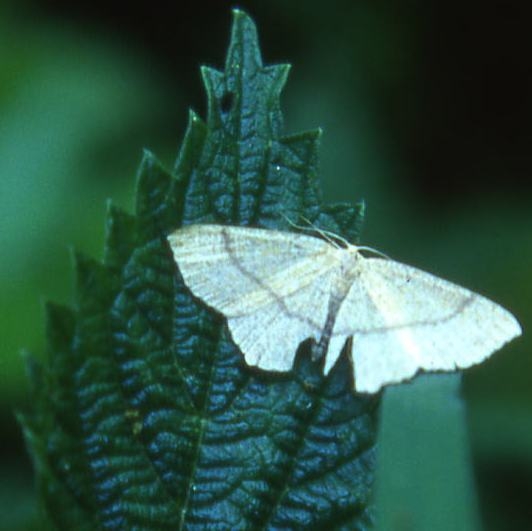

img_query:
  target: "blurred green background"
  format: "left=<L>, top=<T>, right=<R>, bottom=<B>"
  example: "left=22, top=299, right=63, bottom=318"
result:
left=1, top=1, right=530, bottom=529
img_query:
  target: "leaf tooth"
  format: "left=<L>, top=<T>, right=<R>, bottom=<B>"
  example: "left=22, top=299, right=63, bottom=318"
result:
left=72, top=251, right=113, bottom=324
left=104, top=202, right=136, bottom=271
left=135, top=151, right=178, bottom=238
left=174, top=110, right=207, bottom=178
left=45, top=301, right=76, bottom=355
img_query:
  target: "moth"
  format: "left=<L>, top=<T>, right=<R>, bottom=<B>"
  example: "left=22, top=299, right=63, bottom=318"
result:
left=167, top=224, right=521, bottom=393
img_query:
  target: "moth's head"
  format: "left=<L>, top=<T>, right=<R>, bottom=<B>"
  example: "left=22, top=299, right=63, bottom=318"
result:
left=345, top=242, right=362, bottom=257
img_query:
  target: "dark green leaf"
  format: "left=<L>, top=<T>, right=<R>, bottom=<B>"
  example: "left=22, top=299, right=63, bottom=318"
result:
left=21, top=10, right=377, bottom=529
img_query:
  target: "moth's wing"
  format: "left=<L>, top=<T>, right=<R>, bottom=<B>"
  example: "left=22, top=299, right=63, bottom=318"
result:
left=331, top=257, right=521, bottom=393
left=226, top=282, right=333, bottom=371
left=168, top=225, right=339, bottom=371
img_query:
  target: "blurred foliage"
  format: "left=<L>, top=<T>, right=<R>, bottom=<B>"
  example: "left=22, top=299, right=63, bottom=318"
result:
left=1, top=1, right=531, bottom=530
left=377, top=375, right=481, bottom=531
left=0, top=13, right=180, bottom=398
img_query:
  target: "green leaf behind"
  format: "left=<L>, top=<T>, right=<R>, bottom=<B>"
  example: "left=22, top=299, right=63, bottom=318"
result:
left=21, top=10, right=377, bottom=530
left=376, top=375, right=481, bottom=531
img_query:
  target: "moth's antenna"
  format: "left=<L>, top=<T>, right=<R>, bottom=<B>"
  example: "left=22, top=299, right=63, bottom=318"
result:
left=281, top=214, right=387, bottom=256
left=357, top=245, right=390, bottom=259
left=282, top=213, right=308, bottom=232
left=282, top=214, right=343, bottom=249
left=298, top=215, right=352, bottom=249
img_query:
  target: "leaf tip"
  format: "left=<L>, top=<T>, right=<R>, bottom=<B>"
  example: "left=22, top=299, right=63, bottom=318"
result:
left=227, top=8, right=262, bottom=71
left=231, top=8, right=255, bottom=28
left=139, top=148, right=158, bottom=170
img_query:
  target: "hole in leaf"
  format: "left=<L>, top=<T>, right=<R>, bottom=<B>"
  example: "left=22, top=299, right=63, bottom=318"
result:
left=220, top=91, right=234, bottom=113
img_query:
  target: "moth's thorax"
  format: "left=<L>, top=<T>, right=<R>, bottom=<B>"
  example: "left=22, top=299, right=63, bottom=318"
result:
left=335, top=244, right=363, bottom=287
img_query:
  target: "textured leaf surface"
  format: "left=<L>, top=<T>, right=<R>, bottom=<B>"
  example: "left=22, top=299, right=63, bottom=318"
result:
left=21, top=10, right=377, bottom=530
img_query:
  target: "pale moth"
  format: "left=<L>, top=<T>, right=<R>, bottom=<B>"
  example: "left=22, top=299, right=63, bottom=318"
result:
left=167, top=224, right=521, bottom=393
